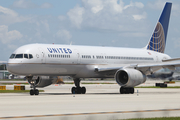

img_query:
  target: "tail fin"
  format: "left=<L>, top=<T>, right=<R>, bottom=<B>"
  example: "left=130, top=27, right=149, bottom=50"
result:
left=146, top=2, right=172, bottom=53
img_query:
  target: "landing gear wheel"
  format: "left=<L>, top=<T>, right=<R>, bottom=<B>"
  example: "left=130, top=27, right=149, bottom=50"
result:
left=120, top=87, right=134, bottom=94
left=30, top=89, right=34, bottom=95
left=34, top=89, right=39, bottom=95
left=71, top=87, right=76, bottom=94
left=130, top=88, right=134, bottom=94
left=77, top=87, right=82, bottom=94
left=120, top=87, right=125, bottom=94
left=81, top=87, right=86, bottom=94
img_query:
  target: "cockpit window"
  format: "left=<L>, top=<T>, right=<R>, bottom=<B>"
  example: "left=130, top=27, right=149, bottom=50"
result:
left=10, top=53, right=33, bottom=59
left=10, top=54, right=15, bottom=59
left=29, top=54, right=33, bottom=59
left=15, top=54, right=23, bottom=58
left=24, top=54, right=28, bottom=59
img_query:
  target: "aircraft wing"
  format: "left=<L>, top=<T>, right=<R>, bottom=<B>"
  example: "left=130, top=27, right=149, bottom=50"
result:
left=95, top=61, right=180, bottom=75
left=136, top=61, right=180, bottom=74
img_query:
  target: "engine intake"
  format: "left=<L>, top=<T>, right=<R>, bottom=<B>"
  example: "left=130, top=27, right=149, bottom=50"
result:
left=115, top=68, right=146, bottom=87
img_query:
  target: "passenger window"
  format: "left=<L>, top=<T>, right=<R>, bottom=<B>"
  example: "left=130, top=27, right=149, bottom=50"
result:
left=15, top=54, right=23, bottom=58
left=10, top=54, right=15, bottom=59
left=29, top=54, right=33, bottom=59
left=24, top=54, right=28, bottom=59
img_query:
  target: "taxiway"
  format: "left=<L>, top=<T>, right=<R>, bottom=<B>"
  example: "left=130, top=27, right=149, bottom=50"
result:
left=0, top=80, right=180, bottom=120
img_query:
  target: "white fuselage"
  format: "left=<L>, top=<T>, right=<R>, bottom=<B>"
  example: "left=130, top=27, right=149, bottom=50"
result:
left=7, top=44, right=171, bottom=78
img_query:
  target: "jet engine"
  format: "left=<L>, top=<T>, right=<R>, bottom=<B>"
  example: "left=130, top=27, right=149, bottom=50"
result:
left=27, top=76, right=59, bottom=87
left=115, top=68, right=146, bottom=87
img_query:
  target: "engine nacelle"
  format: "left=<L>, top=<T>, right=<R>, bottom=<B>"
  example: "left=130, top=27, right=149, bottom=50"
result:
left=27, top=76, right=58, bottom=88
left=115, top=68, right=146, bottom=87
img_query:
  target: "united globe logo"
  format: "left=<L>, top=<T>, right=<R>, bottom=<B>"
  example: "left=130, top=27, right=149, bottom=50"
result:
left=147, top=22, right=165, bottom=53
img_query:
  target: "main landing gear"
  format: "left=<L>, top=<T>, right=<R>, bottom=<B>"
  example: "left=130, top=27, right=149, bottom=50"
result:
left=120, top=87, right=134, bottom=94
left=71, top=78, right=86, bottom=94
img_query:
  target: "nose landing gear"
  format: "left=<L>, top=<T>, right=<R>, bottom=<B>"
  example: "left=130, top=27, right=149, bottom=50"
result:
left=27, top=76, right=40, bottom=96
left=30, top=89, right=39, bottom=95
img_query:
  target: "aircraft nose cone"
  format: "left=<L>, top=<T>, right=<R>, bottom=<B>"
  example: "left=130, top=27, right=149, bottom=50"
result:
left=7, top=59, right=21, bottom=75
left=7, top=63, right=16, bottom=74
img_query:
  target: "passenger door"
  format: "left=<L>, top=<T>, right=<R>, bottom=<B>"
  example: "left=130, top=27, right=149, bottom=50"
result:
left=38, top=48, right=45, bottom=63
left=73, top=49, right=81, bottom=64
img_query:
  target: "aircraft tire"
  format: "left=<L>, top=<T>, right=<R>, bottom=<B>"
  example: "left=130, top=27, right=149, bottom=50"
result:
left=30, top=89, right=34, bottom=95
left=77, top=87, right=82, bottom=94
left=71, top=87, right=76, bottom=94
left=120, top=87, right=134, bottom=94
left=81, top=87, right=86, bottom=94
left=130, top=88, right=134, bottom=94
left=34, top=89, right=39, bottom=95
left=120, top=87, right=125, bottom=94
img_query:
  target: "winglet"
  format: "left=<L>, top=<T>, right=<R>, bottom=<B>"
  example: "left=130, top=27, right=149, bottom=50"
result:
left=146, top=2, right=172, bottom=53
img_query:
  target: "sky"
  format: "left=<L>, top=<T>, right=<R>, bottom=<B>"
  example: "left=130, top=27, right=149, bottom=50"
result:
left=0, top=0, right=180, bottom=61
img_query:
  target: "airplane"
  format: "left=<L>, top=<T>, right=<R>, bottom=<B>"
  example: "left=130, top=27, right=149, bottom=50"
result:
left=7, top=2, right=180, bottom=95
left=147, top=69, right=174, bottom=80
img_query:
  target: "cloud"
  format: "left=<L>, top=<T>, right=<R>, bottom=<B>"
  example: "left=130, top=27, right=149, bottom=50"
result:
left=0, top=5, right=30, bottom=25
left=7, top=44, right=18, bottom=50
left=58, top=15, right=66, bottom=21
left=133, top=12, right=147, bottom=20
left=0, top=6, right=18, bottom=16
left=67, top=5, right=85, bottom=29
left=12, top=0, right=53, bottom=9
left=28, top=19, right=51, bottom=42
left=147, top=0, right=178, bottom=11
left=82, top=0, right=104, bottom=13
left=147, top=1, right=180, bottom=19
left=41, top=20, right=50, bottom=33
left=11, top=0, right=37, bottom=9
left=41, top=3, right=53, bottom=9
left=0, top=25, right=23, bottom=44
left=55, top=30, right=72, bottom=42
left=120, top=32, right=148, bottom=37
left=67, top=0, right=147, bottom=34
left=124, top=1, right=144, bottom=9
left=147, top=0, right=167, bottom=10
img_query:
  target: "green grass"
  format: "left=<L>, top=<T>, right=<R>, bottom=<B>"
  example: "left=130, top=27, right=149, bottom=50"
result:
left=0, top=90, right=44, bottom=93
left=124, top=117, right=180, bottom=120
left=135, top=86, right=180, bottom=88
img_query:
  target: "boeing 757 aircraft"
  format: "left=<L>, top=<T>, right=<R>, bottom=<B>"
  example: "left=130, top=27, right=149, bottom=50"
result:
left=7, top=2, right=180, bottom=95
